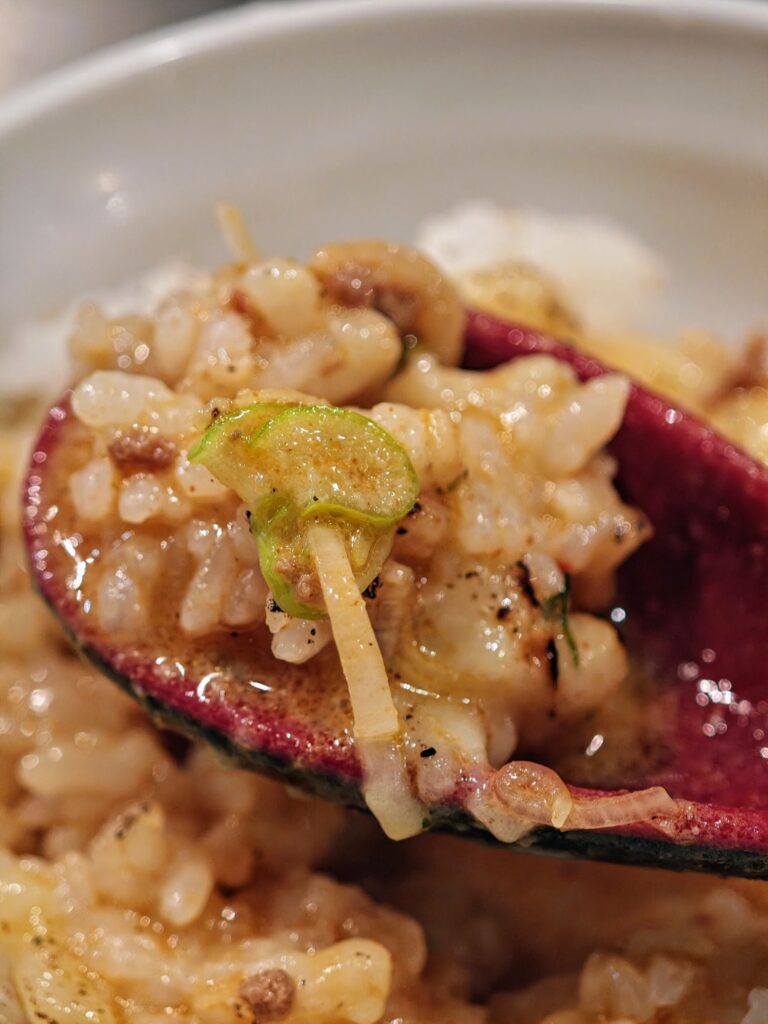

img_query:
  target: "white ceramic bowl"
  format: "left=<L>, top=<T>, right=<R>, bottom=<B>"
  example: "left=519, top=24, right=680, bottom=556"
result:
left=0, top=0, right=766, bottom=347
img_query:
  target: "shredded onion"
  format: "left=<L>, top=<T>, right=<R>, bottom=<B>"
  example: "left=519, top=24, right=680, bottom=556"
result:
left=309, top=523, right=399, bottom=740
left=359, top=737, right=425, bottom=840
left=216, top=202, right=261, bottom=264
left=309, top=523, right=425, bottom=838
left=466, top=761, right=574, bottom=843
left=465, top=779, right=532, bottom=844
left=563, top=786, right=676, bottom=831
left=492, top=761, right=574, bottom=828
left=468, top=767, right=676, bottom=842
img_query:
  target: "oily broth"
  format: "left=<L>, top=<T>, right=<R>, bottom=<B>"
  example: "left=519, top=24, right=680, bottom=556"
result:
left=535, top=656, right=673, bottom=791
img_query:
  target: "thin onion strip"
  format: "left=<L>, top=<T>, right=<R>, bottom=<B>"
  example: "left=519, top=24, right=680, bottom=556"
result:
left=216, top=202, right=261, bottom=264
left=492, top=761, right=574, bottom=829
left=563, top=786, right=676, bottom=831
left=308, top=522, right=399, bottom=741
left=359, top=737, right=426, bottom=840
left=309, top=522, right=425, bottom=838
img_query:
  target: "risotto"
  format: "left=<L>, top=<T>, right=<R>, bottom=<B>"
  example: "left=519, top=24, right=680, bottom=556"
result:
left=2, top=205, right=768, bottom=1021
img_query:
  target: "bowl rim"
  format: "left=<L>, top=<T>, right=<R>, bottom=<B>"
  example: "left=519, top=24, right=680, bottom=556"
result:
left=1, top=0, right=767, bottom=137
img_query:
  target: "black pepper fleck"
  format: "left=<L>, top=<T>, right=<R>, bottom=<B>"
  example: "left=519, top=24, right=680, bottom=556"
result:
left=546, top=638, right=560, bottom=687
left=516, top=560, right=539, bottom=607
left=362, top=576, right=382, bottom=599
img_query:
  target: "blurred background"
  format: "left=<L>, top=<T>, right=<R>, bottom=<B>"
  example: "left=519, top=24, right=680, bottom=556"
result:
left=0, top=0, right=256, bottom=95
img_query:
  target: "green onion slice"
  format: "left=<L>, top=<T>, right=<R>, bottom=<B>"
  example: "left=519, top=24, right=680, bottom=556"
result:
left=191, top=402, right=419, bottom=618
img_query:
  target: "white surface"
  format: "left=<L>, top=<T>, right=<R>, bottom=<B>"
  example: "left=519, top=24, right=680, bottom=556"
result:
left=0, top=0, right=246, bottom=96
left=0, top=0, right=767, bottom=350
left=415, top=202, right=666, bottom=332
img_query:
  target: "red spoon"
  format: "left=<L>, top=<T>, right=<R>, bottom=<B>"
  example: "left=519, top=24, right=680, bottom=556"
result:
left=466, top=312, right=768, bottom=871
left=23, top=313, right=768, bottom=877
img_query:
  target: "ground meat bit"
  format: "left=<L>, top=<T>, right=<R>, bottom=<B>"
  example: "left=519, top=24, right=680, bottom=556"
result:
left=239, top=968, right=295, bottom=1022
left=325, top=264, right=377, bottom=308
left=324, top=265, right=422, bottom=335
left=374, top=284, right=421, bottom=335
left=108, top=430, right=177, bottom=470
left=229, top=287, right=271, bottom=337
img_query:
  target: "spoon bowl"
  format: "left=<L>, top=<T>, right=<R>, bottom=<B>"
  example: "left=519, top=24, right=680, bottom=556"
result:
left=23, top=315, right=768, bottom=876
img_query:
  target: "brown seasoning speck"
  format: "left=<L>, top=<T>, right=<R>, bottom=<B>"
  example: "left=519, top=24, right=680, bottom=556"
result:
left=108, top=430, right=177, bottom=471
left=239, top=968, right=296, bottom=1022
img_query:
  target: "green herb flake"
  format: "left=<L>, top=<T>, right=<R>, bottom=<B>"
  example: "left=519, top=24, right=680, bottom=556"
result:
left=543, top=573, right=579, bottom=668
